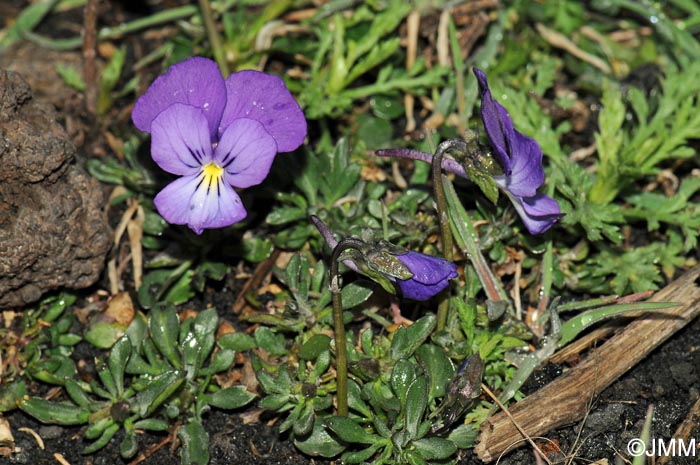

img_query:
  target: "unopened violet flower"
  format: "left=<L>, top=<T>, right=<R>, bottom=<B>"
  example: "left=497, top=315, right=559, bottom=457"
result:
left=132, top=57, right=306, bottom=234
left=391, top=250, right=459, bottom=301
left=375, top=71, right=562, bottom=235
left=473, top=68, right=562, bottom=234
left=310, top=216, right=458, bottom=301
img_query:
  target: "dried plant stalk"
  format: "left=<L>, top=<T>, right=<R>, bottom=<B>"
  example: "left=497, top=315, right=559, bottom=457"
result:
left=476, top=267, right=700, bottom=462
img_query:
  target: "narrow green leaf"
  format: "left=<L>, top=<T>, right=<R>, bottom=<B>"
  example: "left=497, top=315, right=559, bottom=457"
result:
left=299, top=334, right=332, bottom=361
left=19, top=398, right=89, bottom=425
left=178, top=420, right=210, bottom=465
left=294, top=419, right=346, bottom=458
left=208, top=386, right=255, bottom=410
left=82, top=423, right=119, bottom=454
left=132, top=370, right=184, bottom=416
left=108, top=336, right=132, bottom=398
left=412, top=437, right=457, bottom=460
left=149, top=303, right=182, bottom=369
left=415, top=344, right=455, bottom=400
left=326, top=416, right=379, bottom=444
left=404, top=376, right=428, bottom=439
left=559, top=301, right=679, bottom=347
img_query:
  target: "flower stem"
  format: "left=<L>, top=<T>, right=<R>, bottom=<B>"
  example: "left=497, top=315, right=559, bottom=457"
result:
left=198, top=0, right=230, bottom=76
left=432, top=140, right=461, bottom=331
left=330, top=238, right=365, bottom=416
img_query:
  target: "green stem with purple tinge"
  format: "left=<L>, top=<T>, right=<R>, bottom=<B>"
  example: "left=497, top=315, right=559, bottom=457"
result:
left=330, top=238, right=366, bottom=416
left=432, top=140, right=462, bottom=331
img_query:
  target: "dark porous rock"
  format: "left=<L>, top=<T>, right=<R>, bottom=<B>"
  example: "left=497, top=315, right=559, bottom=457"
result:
left=0, top=70, right=110, bottom=307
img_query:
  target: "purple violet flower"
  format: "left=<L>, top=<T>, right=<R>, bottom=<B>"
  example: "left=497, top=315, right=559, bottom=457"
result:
left=132, top=57, right=307, bottom=234
left=393, top=251, right=458, bottom=301
left=473, top=68, right=562, bottom=234
left=375, top=70, right=563, bottom=235
left=310, top=216, right=458, bottom=301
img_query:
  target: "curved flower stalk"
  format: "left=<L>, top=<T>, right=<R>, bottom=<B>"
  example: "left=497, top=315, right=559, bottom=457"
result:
left=132, top=57, right=307, bottom=234
left=376, top=69, right=562, bottom=234
left=310, top=216, right=458, bottom=301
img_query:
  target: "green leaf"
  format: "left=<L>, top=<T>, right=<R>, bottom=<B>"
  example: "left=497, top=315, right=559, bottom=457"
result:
left=0, top=380, right=26, bottom=413
left=83, top=423, right=119, bottom=454
left=178, top=420, right=210, bottom=465
left=108, top=336, right=132, bottom=398
left=390, top=314, right=436, bottom=361
left=240, top=237, right=274, bottom=263
left=266, top=206, right=308, bottom=226
left=218, top=332, right=257, bottom=352
left=132, top=418, right=169, bottom=431
left=559, top=301, right=679, bottom=348
left=293, top=403, right=316, bottom=436
left=326, top=416, right=379, bottom=444
left=294, top=418, right=346, bottom=458
left=0, top=0, right=59, bottom=50
left=412, top=437, right=457, bottom=460
left=341, top=281, right=375, bottom=308
left=208, top=386, right=256, bottom=410
left=299, top=334, right=332, bottom=360
left=254, top=327, right=287, bottom=355
left=404, top=376, right=428, bottom=439
left=390, top=359, right=417, bottom=407
left=132, top=370, right=184, bottom=416
left=149, top=303, right=182, bottom=369
left=120, top=431, right=139, bottom=459
left=18, top=398, right=89, bottom=425
left=64, top=379, right=91, bottom=409
left=415, top=344, right=455, bottom=400
left=447, top=423, right=478, bottom=449
left=206, top=348, right=236, bottom=374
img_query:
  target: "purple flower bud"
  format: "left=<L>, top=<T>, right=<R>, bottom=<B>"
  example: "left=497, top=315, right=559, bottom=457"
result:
left=393, top=251, right=458, bottom=301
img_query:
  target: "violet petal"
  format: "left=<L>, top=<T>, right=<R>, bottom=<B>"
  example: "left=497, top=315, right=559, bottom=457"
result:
left=132, top=57, right=226, bottom=137
left=505, top=192, right=563, bottom=235
left=150, top=104, right=212, bottom=175
left=154, top=172, right=247, bottom=235
left=500, top=131, right=545, bottom=198
left=215, top=118, right=278, bottom=188
left=473, top=68, right=515, bottom=174
left=220, top=70, right=307, bottom=152
left=395, top=251, right=458, bottom=301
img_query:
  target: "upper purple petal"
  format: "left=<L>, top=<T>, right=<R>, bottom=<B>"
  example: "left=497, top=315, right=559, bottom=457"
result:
left=215, top=118, right=278, bottom=188
left=474, top=68, right=515, bottom=174
left=154, top=172, right=247, bottom=235
left=395, top=251, right=458, bottom=301
left=219, top=70, right=306, bottom=152
left=506, top=192, right=563, bottom=235
left=150, top=104, right=212, bottom=175
left=501, top=131, right=545, bottom=197
left=132, top=57, right=226, bottom=137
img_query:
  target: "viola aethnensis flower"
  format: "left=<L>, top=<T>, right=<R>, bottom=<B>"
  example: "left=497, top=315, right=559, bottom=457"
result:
left=132, top=57, right=306, bottom=234
left=473, top=68, right=562, bottom=234
left=311, top=216, right=458, bottom=301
